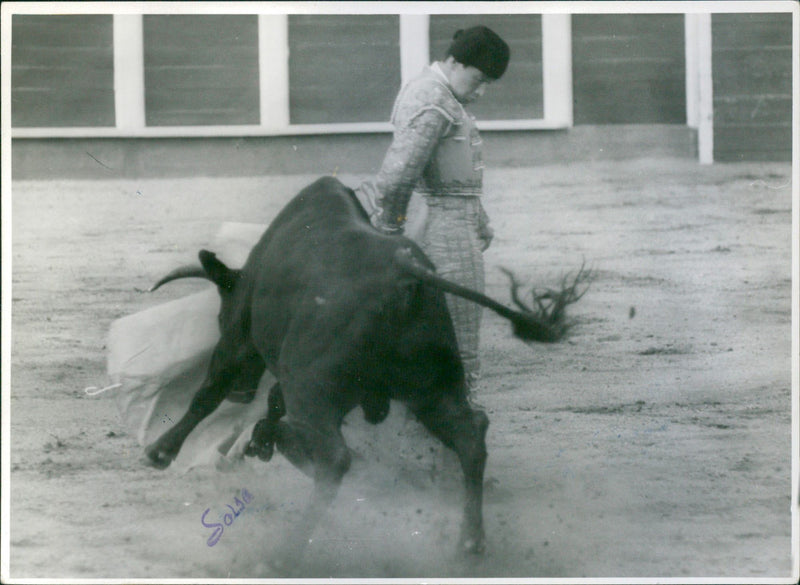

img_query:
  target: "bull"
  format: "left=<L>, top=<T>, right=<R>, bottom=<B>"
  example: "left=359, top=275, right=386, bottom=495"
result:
left=144, top=176, right=586, bottom=569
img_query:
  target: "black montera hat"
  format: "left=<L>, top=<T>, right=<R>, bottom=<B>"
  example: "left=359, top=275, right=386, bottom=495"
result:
left=447, top=26, right=510, bottom=79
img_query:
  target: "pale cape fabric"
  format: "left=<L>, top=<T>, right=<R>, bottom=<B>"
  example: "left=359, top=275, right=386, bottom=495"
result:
left=107, top=222, right=273, bottom=473
left=105, top=196, right=450, bottom=475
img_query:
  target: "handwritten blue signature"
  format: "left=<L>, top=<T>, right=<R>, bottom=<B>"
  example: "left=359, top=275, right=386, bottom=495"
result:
left=201, top=488, right=254, bottom=547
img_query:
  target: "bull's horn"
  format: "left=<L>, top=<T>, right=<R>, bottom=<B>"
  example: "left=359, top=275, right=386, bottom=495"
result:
left=149, top=265, right=210, bottom=292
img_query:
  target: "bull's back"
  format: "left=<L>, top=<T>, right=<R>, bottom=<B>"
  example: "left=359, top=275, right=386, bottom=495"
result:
left=243, top=177, right=433, bottom=372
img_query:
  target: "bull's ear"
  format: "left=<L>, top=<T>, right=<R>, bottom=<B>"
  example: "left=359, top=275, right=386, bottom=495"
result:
left=198, top=249, right=238, bottom=291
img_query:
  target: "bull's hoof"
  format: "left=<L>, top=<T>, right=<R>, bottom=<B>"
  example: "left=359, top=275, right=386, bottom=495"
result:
left=245, top=438, right=274, bottom=462
left=144, top=444, right=176, bottom=469
left=245, top=418, right=275, bottom=461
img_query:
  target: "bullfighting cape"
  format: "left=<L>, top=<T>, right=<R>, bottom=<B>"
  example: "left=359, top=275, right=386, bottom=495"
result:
left=106, top=222, right=270, bottom=472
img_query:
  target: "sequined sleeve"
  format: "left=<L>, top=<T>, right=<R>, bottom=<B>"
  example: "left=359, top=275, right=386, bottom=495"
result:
left=374, top=108, right=451, bottom=231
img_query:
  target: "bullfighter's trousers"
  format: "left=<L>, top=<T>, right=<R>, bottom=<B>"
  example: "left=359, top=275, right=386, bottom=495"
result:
left=418, top=195, right=485, bottom=386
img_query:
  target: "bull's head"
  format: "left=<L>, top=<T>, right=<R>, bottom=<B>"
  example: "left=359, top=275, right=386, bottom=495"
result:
left=150, top=250, right=241, bottom=326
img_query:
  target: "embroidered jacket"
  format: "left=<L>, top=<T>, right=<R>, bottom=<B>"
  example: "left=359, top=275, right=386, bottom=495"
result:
left=368, top=65, right=485, bottom=232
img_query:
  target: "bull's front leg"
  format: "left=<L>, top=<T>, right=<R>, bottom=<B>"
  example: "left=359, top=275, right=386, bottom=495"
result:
left=145, top=366, right=230, bottom=468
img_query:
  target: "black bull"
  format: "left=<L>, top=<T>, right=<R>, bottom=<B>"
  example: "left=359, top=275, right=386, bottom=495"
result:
left=144, top=176, right=585, bottom=564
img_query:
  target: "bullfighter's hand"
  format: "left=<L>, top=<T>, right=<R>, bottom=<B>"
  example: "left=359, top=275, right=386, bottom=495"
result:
left=478, top=202, right=494, bottom=251
left=375, top=216, right=404, bottom=236
left=479, top=224, right=494, bottom=251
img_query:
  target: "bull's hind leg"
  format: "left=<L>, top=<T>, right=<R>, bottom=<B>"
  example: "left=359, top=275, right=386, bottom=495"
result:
left=413, top=394, right=489, bottom=554
left=267, top=418, right=352, bottom=573
left=245, top=382, right=284, bottom=461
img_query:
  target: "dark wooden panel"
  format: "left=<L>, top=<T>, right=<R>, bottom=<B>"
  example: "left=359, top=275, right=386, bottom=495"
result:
left=575, top=13, right=688, bottom=36
left=574, top=60, right=685, bottom=83
left=713, top=55, right=791, bottom=91
left=713, top=126, right=792, bottom=162
left=11, top=15, right=114, bottom=127
left=573, top=35, right=685, bottom=62
left=144, top=14, right=258, bottom=47
left=12, top=46, right=115, bottom=72
left=143, top=47, right=258, bottom=68
left=144, top=15, right=259, bottom=126
left=574, top=82, right=686, bottom=124
left=714, top=12, right=795, bottom=24
left=713, top=49, right=793, bottom=90
left=12, top=15, right=112, bottom=48
left=714, top=96, right=792, bottom=125
left=12, top=89, right=116, bottom=127
left=572, top=14, right=686, bottom=125
left=712, top=13, right=792, bottom=161
left=289, top=89, right=391, bottom=125
left=145, top=67, right=260, bottom=91
left=429, top=14, right=543, bottom=120
left=145, top=87, right=260, bottom=126
left=288, top=15, right=401, bottom=124
left=289, top=15, right=400, bottom=46
left=13, top=64, right=114, bottom=91
left=712, top=13, right=793, bottom=48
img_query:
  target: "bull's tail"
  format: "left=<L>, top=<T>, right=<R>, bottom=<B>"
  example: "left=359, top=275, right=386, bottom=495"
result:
left=394, top=248, right=588, bottom=343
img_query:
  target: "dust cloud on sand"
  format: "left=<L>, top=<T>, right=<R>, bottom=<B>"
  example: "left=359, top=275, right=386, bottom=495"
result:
left=7, top=159, right=794, bottom=579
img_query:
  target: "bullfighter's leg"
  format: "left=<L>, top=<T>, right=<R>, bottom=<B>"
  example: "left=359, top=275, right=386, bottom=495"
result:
left=145, top=342, right=264, bottom=468
left=420, top=197, right=486, bottom=385
left=413, top=394, right=489, bottom=554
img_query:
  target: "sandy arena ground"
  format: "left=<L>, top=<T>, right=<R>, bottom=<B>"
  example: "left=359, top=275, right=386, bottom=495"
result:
left=6, top=158, right=796, bottom=580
